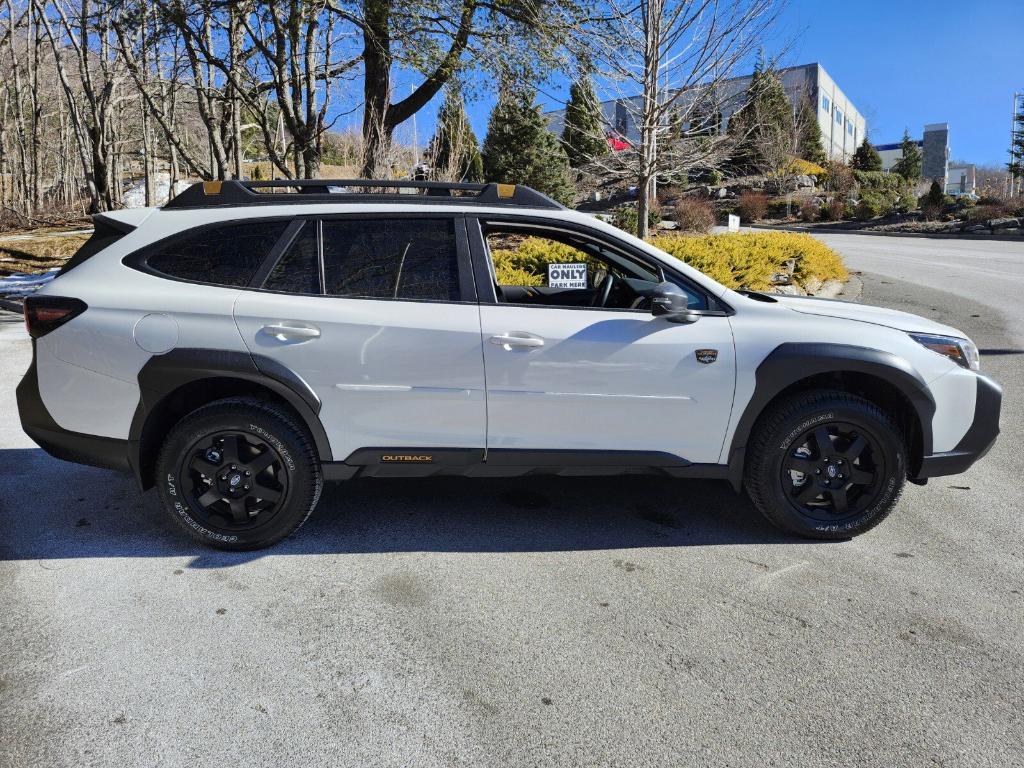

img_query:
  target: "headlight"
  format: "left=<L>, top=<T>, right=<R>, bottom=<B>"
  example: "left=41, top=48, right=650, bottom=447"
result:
left=909, top=333, right=980, bottom=371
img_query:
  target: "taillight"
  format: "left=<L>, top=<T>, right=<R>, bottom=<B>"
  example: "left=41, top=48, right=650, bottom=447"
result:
left=24, top=296, right=88, bottom=339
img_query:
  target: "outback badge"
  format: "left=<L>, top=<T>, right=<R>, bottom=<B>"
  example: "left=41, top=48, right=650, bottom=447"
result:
left=695, top=349, right=718, bottom=365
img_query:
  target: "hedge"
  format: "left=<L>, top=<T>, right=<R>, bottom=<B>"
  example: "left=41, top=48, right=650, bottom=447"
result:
left=491, top=232, right=847, bottom=292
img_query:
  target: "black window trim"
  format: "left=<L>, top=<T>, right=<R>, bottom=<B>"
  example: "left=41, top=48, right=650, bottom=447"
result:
left=252, top=211, right=477, bottom=305
left=123, top=216, right=297, bottom=289
left=468, top=215, right=733, bottom=316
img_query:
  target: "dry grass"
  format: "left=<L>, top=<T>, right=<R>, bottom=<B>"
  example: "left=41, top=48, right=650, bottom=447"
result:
left=0, top=229, right=90, bottom=276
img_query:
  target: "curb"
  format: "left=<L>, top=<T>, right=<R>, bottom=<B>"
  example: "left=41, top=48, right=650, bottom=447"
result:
left=0, top=297, right=23, bottom=314
left=748, top=223, right=1024, bottom=242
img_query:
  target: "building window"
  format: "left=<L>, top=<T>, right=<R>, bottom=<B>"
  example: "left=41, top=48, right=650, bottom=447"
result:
left=822, top=96, right=830, bottom=112
left=835, top=108, right=842, bottom=125
left=847, top=120, right=854, bottom=136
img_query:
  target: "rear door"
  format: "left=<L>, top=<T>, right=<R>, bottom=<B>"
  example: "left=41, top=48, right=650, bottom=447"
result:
left=233, top=214, right=486, bottom=462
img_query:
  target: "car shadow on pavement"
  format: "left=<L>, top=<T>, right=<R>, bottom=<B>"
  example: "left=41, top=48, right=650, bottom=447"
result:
left=0, top=448, right=809, bottom=567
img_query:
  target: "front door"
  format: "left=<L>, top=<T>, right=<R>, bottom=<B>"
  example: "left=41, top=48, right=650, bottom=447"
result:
left=473, top=220, right=736, bottom=465
left=233, top=215, right=486, bottom=461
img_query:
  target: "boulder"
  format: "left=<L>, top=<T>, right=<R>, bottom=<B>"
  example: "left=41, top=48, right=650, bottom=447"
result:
left=990, top=217, right=1020, bottom=230
left=964, top=223, right=990, bottom=233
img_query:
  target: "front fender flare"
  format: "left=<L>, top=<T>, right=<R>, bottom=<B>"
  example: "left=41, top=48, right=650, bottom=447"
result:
left=725, top=343, right=935, bottom=491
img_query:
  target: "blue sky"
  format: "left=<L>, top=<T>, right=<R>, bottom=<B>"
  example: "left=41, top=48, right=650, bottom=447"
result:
left=388, top=0, right=1022, bottom=168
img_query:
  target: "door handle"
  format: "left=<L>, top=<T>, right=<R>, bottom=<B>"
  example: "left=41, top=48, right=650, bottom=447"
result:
left=489, top=333, right=544, bottom=349
left=262, top=323, right=321, bottom=341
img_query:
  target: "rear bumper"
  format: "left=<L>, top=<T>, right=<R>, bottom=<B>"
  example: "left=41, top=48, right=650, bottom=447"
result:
left=914, top=373, right=1001, bottom=479
left=16, top=345, right=135, bottom=474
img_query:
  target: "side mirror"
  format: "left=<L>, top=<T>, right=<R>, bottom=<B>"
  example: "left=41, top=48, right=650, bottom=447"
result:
left=651, top=282, right=700, bottom=324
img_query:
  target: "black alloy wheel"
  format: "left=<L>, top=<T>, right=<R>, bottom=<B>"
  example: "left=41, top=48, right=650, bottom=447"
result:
left=179, top=431, right=290, bottom=532
left=781, top=421, right=884, bottom=522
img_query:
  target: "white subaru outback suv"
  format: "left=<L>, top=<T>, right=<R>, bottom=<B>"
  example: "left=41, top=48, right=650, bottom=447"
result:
left=17, top=180, right=1001, bottom=550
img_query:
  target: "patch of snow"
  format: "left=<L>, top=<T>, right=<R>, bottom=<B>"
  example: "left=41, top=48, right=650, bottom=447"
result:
left=0, top=268, right=58, bottom=297
left=122, top=172, right=191, bottom=209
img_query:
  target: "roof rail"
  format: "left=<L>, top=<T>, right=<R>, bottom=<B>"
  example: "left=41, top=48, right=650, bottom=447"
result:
left=163, top=178, right=564, bottom=211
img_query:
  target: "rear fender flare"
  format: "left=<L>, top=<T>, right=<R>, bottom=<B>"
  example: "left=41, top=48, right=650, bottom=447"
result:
left=130, top=348, right=331, bottom=489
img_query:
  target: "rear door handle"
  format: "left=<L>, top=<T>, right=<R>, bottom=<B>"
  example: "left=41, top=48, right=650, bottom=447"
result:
left=489, top=333, right=544, bottom=349
left=262, top=323, right=321, bottom=341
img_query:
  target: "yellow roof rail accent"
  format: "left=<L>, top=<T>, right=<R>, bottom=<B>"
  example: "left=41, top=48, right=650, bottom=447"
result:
left=496, top=183, right=516, bottom=199
left=202, top=180, right=223, bottom=195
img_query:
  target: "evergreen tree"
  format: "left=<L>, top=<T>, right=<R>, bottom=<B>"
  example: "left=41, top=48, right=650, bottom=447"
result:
left=560, top=76, right=608, bottom=168
left=726, top=67, right=793, bottom=173
left=427, top=87, right=484, bottom=182
left=482, top=86, right=574, bottom=205
left=891, top=129, right=922, bottom=182
left=850, top=137, right=883, bottom=171
left=796, top=98, right=826, bottom=166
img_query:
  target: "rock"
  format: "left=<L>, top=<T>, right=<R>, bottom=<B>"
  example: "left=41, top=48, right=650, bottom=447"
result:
left=772, top=284, right=805, bottom=296
left=990, top=217, right=1020, bottom=230
left=964, top=224, right=989, bottom=233
left=657, top=220, right=678, bottom=230
left=716, top=187, right=727, bottom=199
left=810, top=279, right=845, bottom=299
left=770, top=272, right=791, bottom=285
left=795, top=174, right=815, bottom=189
left=803, top=277, right=824, bottom=294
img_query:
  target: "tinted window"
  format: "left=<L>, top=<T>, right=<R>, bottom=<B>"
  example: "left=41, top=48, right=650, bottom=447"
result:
left=321, top=218, right=459, bottom=301
left=146, top=220, right=288, bottom=287
left=263, top=223, right=320, bottom=294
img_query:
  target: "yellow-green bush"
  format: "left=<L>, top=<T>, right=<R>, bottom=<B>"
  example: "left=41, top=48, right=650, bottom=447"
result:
left=492, top=238, right=599, bottom=286
left=489, top=232, right=847, bottom=293
left=651, top=232, right=848, bottom=291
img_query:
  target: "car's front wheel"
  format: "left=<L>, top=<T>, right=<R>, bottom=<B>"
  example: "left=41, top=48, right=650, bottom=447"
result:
left=745, top=390, right=906, bottom=539
left=155, top=397, right=323, bottom=550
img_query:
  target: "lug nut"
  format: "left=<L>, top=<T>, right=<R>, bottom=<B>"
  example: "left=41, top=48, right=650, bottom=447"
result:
left=245, top=471, right=251, bottom=476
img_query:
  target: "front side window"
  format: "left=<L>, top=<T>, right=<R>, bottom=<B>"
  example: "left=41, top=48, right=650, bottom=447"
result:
left=822, top=96, right=830, bottom=112
left=835, top=108, right=843, bottom=124
left=145, top=220, right=289, bottom=287
left=321, top=218, right=459, bottom=302
left=483, top=224, right=709, bottom=311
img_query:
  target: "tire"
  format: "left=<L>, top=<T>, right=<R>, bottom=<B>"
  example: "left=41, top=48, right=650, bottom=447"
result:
left=155, top=397, right=323, bottom=550
left=744, top=390, right=906, bottom=540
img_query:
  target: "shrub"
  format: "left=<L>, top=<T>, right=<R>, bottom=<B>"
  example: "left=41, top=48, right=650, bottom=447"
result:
left=766, top=200, right=791, bottom=219
left=736, top=191, right=769, bottom=223
left=706, top=169, right=723, bottom=185
left=790, top=158, right=826, bottom=176
left=821, top=161, right=855, bottom=196
left=672, top=197, right=715, bottom=233
left=490, top=237, right=596, bottom=287
left=853, top=170, right=903, bottom=193
left=962, top=203, right=1013, bottom=224
left=855, top=192, right=888, bottom=221
left=819, top=198, right=848, bottom=221
left=651, top=232, right=847, bottom=291
left=800, top=200, right=820, bottom=222
left=895, top=189, right=917, bottom=214
left=611, top=203, right=660, bottom=233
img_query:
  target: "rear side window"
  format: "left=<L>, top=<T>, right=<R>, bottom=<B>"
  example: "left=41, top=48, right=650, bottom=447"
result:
left=263, top=223, right=320, bottom=294
left=321, top=218, right=459, bottom=301
left=145, top=220, right=288, bottom=287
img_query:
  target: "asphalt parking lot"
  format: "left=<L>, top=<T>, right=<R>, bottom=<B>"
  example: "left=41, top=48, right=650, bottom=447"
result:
left=2, top=234, right=1022, bottom=767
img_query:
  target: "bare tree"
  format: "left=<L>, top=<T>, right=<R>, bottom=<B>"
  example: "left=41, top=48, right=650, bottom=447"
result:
left=591, top=0, right=783, bottom=237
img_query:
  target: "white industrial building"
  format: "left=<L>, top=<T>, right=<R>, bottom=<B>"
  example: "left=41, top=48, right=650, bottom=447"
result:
left=547, top=62, right=867, bottom=163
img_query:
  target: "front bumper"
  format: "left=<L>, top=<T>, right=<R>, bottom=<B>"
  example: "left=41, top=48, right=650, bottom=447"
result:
left=914, top=373, right=1001, bottom=479
left=17, top=344, right=135, bottom=474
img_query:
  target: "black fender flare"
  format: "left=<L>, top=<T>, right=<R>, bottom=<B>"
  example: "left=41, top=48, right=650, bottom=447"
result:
left=130, top=348, right=332, bottom=488
left=725, top=343, right=935, bottom=491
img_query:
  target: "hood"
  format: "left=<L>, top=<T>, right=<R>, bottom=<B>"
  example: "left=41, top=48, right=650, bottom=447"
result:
left=773, top=295, right=966, bottom=337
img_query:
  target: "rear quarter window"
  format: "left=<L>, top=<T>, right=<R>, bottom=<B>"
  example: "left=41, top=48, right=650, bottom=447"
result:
left=141, top=220, right=289, bottom=287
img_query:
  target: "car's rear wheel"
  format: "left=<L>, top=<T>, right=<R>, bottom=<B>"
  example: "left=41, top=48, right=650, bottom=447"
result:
left=745, top=390, right=906, bottom=540
left=155, top=397, right=322, bottom=550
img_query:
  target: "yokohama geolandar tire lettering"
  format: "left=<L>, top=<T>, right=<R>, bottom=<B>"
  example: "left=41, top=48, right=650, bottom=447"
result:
left=155, top=397, right=322, bottom=550
left=744, top=390, right=906, bottom=540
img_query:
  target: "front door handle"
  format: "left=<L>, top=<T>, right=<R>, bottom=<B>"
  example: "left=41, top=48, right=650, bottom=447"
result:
left=262, top=323, right=321, bottom=341
left=489, top=333, right=544, bottom=349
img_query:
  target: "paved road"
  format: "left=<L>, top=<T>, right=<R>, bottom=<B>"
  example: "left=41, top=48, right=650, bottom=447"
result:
left=1, top=235, right=1022, bottom=767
